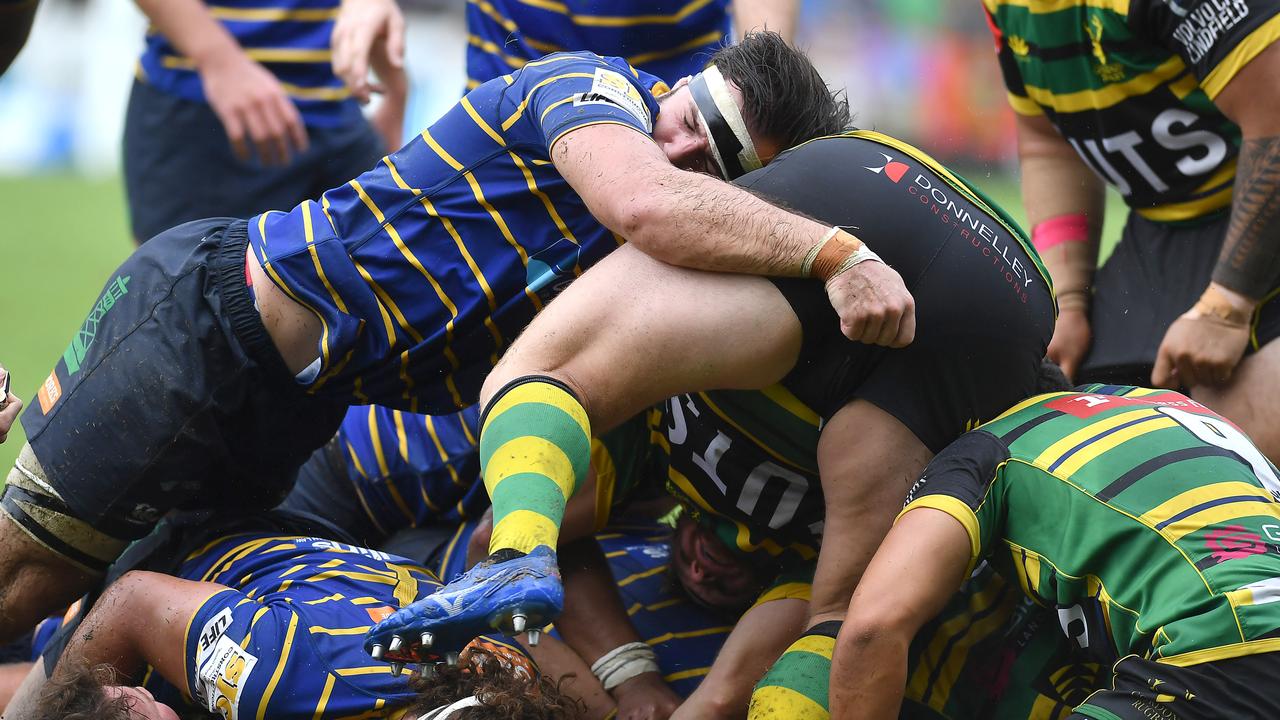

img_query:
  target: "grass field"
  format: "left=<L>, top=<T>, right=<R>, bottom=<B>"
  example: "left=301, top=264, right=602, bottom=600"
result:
left=0, top=171, right=1127, bottom=475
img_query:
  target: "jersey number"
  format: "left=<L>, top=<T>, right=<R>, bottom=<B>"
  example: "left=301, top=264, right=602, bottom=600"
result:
left=1159, top=406, right=1280, bottom=499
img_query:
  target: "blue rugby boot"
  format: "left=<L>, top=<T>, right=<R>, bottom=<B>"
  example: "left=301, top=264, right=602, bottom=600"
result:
left=364, top=546, right=563, bottom=664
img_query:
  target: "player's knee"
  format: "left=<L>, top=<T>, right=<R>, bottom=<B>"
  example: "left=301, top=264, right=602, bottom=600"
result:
left=748, top=621, right=840, bottom=720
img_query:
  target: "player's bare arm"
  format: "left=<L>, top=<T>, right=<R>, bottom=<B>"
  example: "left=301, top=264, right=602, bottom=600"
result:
left=1017, top=112, right=1106, bottom=381
left=4, top=572, right=219, bottom=719
left=674, top=597, right=807, bottom=720
left=552, top=123, right=915, bottom=348
left=135, top=0, right=308, bottom=165
left=828, top=509, right=971, bottom=720
left=731, top=0, right=801, bottom=43
left=1154, top=41, right=1280, bottom=389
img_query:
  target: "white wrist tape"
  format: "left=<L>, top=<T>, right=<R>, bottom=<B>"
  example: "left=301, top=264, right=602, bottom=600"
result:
left=829, top=245, right=883, bottom=280
left=591, top=642, right=660, bottom=691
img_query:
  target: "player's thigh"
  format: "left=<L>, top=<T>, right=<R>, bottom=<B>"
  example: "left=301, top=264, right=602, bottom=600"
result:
left=487, top=244, right=803, bottom=431
left=1192, top=338, right=1280, bottom=461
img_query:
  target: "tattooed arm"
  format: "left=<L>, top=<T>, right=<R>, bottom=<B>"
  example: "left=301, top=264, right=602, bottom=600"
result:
left=1153, top=41, right=1280, bottom=389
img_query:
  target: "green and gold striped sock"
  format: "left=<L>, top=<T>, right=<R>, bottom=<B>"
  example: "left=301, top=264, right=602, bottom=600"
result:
left=749, top=621, right=840, bottom=720
left=480, top=376, right=591, bottom=555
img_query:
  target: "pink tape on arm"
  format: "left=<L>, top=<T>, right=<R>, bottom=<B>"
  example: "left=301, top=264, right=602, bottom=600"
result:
left=1031, top=214, right=1089, bottom=253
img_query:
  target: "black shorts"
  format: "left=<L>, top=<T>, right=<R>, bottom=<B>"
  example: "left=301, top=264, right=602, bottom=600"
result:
left=123, top=79, right=384, bottom=242
left=1081, top=211, right=1280, bottom=385
left=19, top=219, right=347, bottom=544
left=735, top=134, right=1057, bottom=453
left=278, top=437, right=385, bottom=548
left=1071, top=652, right=1280, bottom=720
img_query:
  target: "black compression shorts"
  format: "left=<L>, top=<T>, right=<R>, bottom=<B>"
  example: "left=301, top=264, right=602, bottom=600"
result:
left=1070, top=652, right=1280, bottom=720
left=735, top=132, right=1057, bottom=453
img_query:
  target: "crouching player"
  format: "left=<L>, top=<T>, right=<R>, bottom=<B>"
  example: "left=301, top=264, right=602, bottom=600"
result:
left=1, top=514, right=571, bottom=720
left=834, top=384, right=1280, bottom=719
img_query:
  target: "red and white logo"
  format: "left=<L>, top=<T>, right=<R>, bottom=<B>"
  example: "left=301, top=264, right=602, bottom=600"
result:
left=864, top=153, right=909, bottom=183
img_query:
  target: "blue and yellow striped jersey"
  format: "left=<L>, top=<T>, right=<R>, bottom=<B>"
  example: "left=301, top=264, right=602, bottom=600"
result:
left=465, top=0, right=730, bottom=88
left=250, top=52, right=665, bottom=411
left=437, top=518, right=730, bottom=696
left=337, top=404, right=487, bottom=537
left=150, top=532, right=443, bottom=718
left=138, top=0, right=356, bottom=127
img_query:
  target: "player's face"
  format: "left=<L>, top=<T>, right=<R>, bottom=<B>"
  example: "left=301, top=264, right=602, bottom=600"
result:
left=105, top=685, right=181, bottom=720
left=653, top=78, right=778, bottom=178
left=671, top=516, right=761, bottom=611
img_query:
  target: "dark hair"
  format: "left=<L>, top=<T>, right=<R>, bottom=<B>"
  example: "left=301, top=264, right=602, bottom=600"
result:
left=29, top=662, right=137, bottom=720
left=403, top=650, right=583, bottom=719
left=1036, top=358, right=1072, bottom=394
left=709, top=31, right=851, bottom=151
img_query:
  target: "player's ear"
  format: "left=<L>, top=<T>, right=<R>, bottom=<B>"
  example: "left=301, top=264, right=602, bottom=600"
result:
left=664, top=76, right=693, bottom=94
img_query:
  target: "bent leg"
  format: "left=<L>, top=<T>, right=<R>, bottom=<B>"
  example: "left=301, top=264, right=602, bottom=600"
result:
left=1191, top=338, right=1280, bottom=462
left=0, top=517, right=96, bottom=645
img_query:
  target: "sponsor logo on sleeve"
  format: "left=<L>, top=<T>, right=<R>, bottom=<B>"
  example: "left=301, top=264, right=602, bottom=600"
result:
left=196, top=634, right=258, bottom=720
left=62, top=274, right=130, bottom=376
left=573, top=67, right=652, bottom=132
left=37, top=371, right=61, bottom=414
left=864, top=153, right=909, bottom=183
left=1171, top=0, right=1249, bottom=64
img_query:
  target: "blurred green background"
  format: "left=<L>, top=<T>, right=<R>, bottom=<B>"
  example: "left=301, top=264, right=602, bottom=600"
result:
left=0, top=173, right=1127, bottom=474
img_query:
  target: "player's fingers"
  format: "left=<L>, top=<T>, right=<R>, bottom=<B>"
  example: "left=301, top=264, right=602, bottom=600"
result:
left=241, top=105, right=277, bottom=165
left=857, top=311, right=886, bottom=346
left=1059, top=354, right=1079, bottom=384
left=387, top=11, right=406, bottom=68
left=874, top=309, right=902, bottom=347
left=841, top=311, right=867, bottom=344
left=220, top=111, right=251, bottom=162
left=1151, top=345, right=1176, bottom=388
left=278, top=95, right=309, bottom=155
left=892, top=299, right=916, bottom=347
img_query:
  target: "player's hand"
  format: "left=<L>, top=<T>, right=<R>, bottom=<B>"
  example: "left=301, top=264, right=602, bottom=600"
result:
left=611, top=672, right=682, bottom=720
left=0, top=366, right=20, bottom=444
left=1047, top=307, right=1091, bottom=382
left=1152, top=283, right=1255, bottom=389
left=200, top=49, right=309, bottom=165
left=368, top=36, right=407, bottom=151
left=825, top=261, right=915, bottom=347
left=332, top=0, right=405, bottom=105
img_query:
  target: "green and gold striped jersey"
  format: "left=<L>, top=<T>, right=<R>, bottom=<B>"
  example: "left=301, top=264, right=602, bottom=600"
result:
left=903, top=385, right=1280, bottom=667
left=983, top=0, right=1280, bottom=222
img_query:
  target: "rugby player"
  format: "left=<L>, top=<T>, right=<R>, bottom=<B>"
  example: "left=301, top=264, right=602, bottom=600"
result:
left=0, top=367, right=19, bottom=445
left=832, top=385, right=1280, bottom=719
left=366, top=131, right=1057, bottom=673
left=3, top=33, right=884, bottom=645
left=1, top=512, right=565, bottom=720
left=982, top=0, right=1280, bottom=458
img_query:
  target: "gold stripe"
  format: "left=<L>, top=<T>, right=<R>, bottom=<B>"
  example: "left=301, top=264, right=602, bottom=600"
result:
left=462, top=96, right=506, bottom=145
left=469, top=0, right=517, bottom=31
left=209, top=6, right=338, bottom=21
left=368, top=407, right=417, bottom=522
left=1168, top=72, right=1200, bottom=100
left=759, top=383, right=821, bottom=427
left=1202, top=13, right=1280, bottom=98
left=491, top=508, right=560, bottom=552
left=484, top=379, right=590, bottom=437
left=1052, top=417, right=1177, bottom=476
left=467, top=34, right=529, bottom=70
left=277, top=81, right=350, bottom=101
left=787, top=632, right=836, bottom=658
left=336, top=666, right=397, bottom=677
left=487, top=436, right=579, bottom=500
left=751, top=582, right=812, bottom=608
left=538, top=97, right=576, bottom=125
left=990, top=392, right=1071, bottom=425
left=591, top=440, right=617, bottom=532
left=899, top=497, right=981, bottom=564
left=697, top=392, right=814, bottom=473
left=1135, top=184, right=1235, bottom=222
left=987, top=0, right=1129, bottom=12
left=515, top=0, right=716, bottom=26
left=302, top=201, right=349, bottom=313
left=256, top=612, right=299, bottom=720
left=644, top=625, right=734, bottom=645
left=392, top=410, right=410, bottom=461
left=1159, top=636, right=1280, bottom=666
left=1160, top=500, right=1280, bottom=542
left=1022, top=56, right=1185, bottom=114
left=1141, top=481, right=1274, bottom=528
left=1006, top=91, right=1044, bottom=116
left=618, top=564, right=667, bottom=587
left=1033, top=409, right=1159, bottom=469
left=423, top=415, right=464, bottom=487
left=308, top=625, right=371, bottom=635
left=311, top=675, right=337, bottom=720
left=508, top=150, right=580, bottom=245
left=502, top=72, right=595, bottom=131
left=749, top=685, right=831, bottom=719
left=625, top=29, right=724, bottom=67
left=664, top=667, right=711, bottom=682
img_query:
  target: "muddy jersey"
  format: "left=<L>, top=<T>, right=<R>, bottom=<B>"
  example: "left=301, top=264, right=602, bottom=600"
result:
left=984, top=0, right=1280, bottom=222
left=903, top=385, right=1280, bottom=667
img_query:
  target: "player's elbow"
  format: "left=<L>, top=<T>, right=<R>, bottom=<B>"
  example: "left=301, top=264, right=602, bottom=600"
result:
left=838, top=607, right=914, bottom=660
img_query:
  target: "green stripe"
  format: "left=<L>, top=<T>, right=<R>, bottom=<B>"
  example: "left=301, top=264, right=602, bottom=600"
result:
left=490, top=473, right=569, bottom=527
left=756, top=648, right=831, bottom=708
left=480, top=401, right=591, bottom=485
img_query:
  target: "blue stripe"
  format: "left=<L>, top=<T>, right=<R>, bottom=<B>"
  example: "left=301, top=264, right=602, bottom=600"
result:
left=1047, top=414, right=1165, bottom=472
left=1154, top=495, right=1274, bottom=531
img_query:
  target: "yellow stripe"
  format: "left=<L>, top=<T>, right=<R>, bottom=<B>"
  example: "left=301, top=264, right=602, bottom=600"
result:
left=1168, top=71, right=1200, bottom=100
left=1032, top=409, right=1158, bottom=469
left=301, top=201, right=349, bottom=313
left=665, top=667, right=711, bottom=682
left=750, top=685, right=831, bottom=720
left=515, top=0, right=716, bottom=26
left=469, top=0, right=518, bottom=31
left=336, top=666, right=397, bottom=677
left=462, top=96, right=506, bottom=145
left=508, top=151, right=580, bottom=244
left=1022, top=56, right=1186, bottom=113
left=1140, top=481, right=1275, bottom=528
left=367, top=408, right=417, bottom=522
left=928, top=588, right=1016, bottom=710
left=467, top=34, right=529, bottom=70
left=899, top=497, right=981, bottom=564
left=1202, top=13, right=1280, bottom=98
left=626, top=30, right=723, bottom=67
left=311, top=674, right=337, bottom=720
left=1159, top=500, right=1280, bottom=542
left=208, top=6, right=338, bottom=21
left=592, top=440, right=618, bottom=532
left=160, top=48, right=332, bottom=70
left=1252, top=286, right=1280, bottom=350
left=200, top=538, right=274, bottom=582
left=423, top=415, right=464, bottom=487
left=644, top=625, right=734, bottom=645
left=421, top=128, right=465, bottom=170
left=988, top=392, right=1070, bottom=425
left=986, top=0, right=1129, bottom=12
left=751, top=582, right=812, bottom=608
left=759, top=383, right=821, bottom=427
left=906, top=577, right=1007, bottom=707
left=1006, top=91, right=1044, bottom=116
left=256, top=612, right=299, bottom=720
left=1159, top=636, right=1280, bottom=667
left=277, top=81, right=350, bottom=101
left=308, top=625, right=371, bottom=636
left=538, top=97, right=576, bottom=125
left=1135, top=184, right=1235, bottom=222
left=491, top=509, right=560, bottom=551
left=618, top=564, right=667, bottom=587
left=488, top=437, right=579, bottom=500
left=697, top=392, right=813, bottom=473
left=502, top=72, right=596, bottom=131
left=788, top=633, right=836, bottom=658
left=667, top=466, right=714, bottom=515
left=1053, top=416, right=1177, bottom=477
left=484, top=380, right=590, bottom=438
